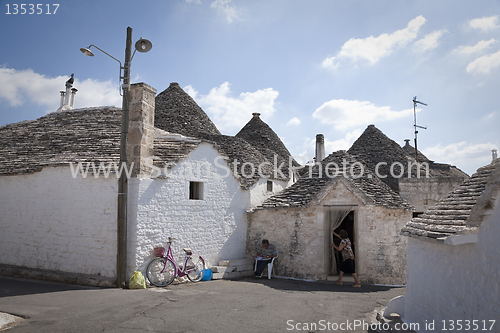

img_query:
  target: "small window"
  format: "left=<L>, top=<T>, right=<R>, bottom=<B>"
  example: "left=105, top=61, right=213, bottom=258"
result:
left=267, top=180, right=273, bottom=192
left=189, top=181, right=204, bottom=200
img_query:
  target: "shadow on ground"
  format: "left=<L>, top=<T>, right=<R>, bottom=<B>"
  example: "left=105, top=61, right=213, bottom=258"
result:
left=0, top=276, right=98, bottom=298
left=228, top=276, right=398, bottom=293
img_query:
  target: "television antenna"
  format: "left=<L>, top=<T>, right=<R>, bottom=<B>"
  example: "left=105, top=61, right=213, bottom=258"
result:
left=413, top=96, right=427, bottom=163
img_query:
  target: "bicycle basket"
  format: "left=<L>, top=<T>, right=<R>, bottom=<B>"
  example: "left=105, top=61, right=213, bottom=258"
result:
left=153, top=247, right=165, bottom=257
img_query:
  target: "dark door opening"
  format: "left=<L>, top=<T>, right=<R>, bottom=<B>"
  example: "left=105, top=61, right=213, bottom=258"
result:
left=331, top=211, right=355, bottom=275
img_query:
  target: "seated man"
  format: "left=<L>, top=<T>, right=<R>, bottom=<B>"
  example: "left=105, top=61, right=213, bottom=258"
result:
left=254, top=239, right=277, bottom=278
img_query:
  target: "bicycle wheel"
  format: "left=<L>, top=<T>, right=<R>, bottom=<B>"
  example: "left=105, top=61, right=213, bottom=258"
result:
left=186, top=255, right=205, bottom=282
left=146, top=257, right=176, bottom=287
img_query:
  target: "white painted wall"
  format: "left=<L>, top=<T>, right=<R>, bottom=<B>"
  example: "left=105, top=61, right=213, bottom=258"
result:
left=127, top=143, right=252, bottom=277
left=0, top=167, right=118, bottom=278
left=403, top=195, right=500, bottom=332
left=248, top=178, right=289, bottom=209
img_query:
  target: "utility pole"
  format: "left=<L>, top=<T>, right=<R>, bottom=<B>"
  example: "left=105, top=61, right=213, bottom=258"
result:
left=117, top=27, right=132, bottom=288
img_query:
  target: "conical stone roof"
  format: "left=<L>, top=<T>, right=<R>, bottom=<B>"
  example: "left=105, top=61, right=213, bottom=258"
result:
left=402, top=139, right=431, bottom=163
left=236, top=113, right=299, bottom=168
left=347, top=125, right=417, bottom=192
left=155, top=82, right=221, bottom=138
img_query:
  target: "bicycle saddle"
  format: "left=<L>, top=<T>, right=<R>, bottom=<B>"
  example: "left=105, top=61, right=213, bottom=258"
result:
left=183, top=248, right=192, bottom=255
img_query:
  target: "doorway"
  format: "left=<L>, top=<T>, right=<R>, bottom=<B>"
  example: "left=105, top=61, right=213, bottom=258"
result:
left=328, top=211, right=355, bottom=276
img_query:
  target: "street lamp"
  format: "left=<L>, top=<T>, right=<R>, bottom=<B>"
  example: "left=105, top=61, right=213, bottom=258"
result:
left=80, top=27, right=152, bottom=288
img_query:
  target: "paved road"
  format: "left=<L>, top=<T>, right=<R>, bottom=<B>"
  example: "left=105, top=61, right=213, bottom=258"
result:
left=0, top=276, right=405, bottom=332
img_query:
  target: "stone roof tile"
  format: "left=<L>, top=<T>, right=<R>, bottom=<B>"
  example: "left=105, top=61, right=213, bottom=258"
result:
left=0, top=107, right=121, bottom=176
left=236, top=113, right=299, bottom=168
left=257, top=151, right=412, bottom=210
left=401, top=158, right=500, bottom=240
left=348, top=125, right=469, bottom=193
left=154, top=82, right=221, bottom=138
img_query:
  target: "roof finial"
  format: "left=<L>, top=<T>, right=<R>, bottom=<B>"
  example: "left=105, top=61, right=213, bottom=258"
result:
left=252, top=113, right=261, bottom=118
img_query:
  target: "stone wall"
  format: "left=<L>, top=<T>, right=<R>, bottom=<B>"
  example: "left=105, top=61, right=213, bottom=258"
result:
left=398, top=178, right=463, bottom=213
left=403, top=195, right=500, bottom=331
left=356, top=206, right=410, bottom=284
left=0, top=167, right=118, bottom=278
left=247, top=181, right=411, bottom=284
left=128, top=83, right=157, bottom=178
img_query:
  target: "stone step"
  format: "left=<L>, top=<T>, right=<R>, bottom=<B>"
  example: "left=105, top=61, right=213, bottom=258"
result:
left=212, top=266, right=236, bottom=274
left=212, top=263, right=255, bottom=273
left=218, top=258, right=254, bottom=267
left=212, top=270, right=253, bottom=280
left=210, top=258, right=255, bottom=280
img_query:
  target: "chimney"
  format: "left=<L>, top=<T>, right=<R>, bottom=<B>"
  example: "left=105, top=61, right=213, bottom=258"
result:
left=315, top=134, right=325, bottom=162
left=70, top=88, right=78, bottom=108
left=57, top=73, right=75, bottom=112
left=127, top=82, right=157, bottom=178
left=59, top=91, right=66, bottom=108
left=493, top=149, right=498, bottom=161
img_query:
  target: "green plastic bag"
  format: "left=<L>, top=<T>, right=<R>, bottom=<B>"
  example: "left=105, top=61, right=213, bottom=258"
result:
left=129, top=271, right=146, bottom=289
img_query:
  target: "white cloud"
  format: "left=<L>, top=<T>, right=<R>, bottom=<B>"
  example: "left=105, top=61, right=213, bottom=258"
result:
left=286, top=117, right=301, bottom=126
left=468, top=15, right=499, bottom=32
left=322, top=15, right=426, bottom=69
left=0, top=66, right=120, bottom=111
left=210, top=0, right=241, bottom=24
left=324, top=129, right=363, bottom=153
left=312, top=99, right=413, bottom=130
left=184, top=0, right=201, bottom=4
left=481, top=111, right=498, bottom=122
left=453, top=39, right=496, bottom=55
left=466, top=50, right=500, bottom=74
left=413, top=29, right=448, bottom=52
left=184, top=85, right=198, bottom=99
left=423, top=141, right=498, bottom=174
left=189, top=82, right=279, bottom=133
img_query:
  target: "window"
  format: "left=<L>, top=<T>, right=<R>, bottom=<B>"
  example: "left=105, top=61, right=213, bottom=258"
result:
left=267, top=180, right=273, bottom=192
left=189, top=181, right=204, bottom=200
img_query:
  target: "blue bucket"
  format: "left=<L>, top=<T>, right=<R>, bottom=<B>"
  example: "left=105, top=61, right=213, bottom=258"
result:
left=202, top=269, right=212, bottom=281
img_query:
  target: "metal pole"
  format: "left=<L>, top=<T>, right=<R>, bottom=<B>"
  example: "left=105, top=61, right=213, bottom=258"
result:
left=414, top=100, right=418, bottom=163
left=117, top=26, right=132, bottom=288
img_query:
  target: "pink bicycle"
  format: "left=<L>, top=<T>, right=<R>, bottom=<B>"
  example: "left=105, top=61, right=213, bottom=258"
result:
left=146, top=237, right=206, bottom=287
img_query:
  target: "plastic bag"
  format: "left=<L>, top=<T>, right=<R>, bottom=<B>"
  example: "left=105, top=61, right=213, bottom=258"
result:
left=129, top=271, right=146, bottom=289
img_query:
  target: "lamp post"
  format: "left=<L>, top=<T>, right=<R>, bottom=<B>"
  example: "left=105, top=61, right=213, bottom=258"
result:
left=80, top=27, right=152, bottom=288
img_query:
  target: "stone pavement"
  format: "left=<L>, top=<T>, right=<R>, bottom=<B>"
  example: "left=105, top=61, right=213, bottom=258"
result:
left=0, top=275, right=406, bottom=332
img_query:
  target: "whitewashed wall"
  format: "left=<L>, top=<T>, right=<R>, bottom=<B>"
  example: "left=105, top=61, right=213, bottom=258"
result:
left=403, top=196, right=500, bottom=332
left=0, top=167, right=118, bottom=278
left=249, top=178, right=289, bottom=209
left=128, top=143, right=252, bottom=277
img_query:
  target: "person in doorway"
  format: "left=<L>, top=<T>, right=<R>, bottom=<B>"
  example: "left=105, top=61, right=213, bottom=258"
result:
left=331, top=230, right=361, bottom=287
left=254, top=239, right=277, bottom=278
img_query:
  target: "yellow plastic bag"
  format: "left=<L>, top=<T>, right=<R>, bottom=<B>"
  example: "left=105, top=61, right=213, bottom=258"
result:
left=129, top=271, right=146, bottom=289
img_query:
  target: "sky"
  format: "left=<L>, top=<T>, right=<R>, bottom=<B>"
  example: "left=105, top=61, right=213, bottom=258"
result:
left=1, top=0, right=499, bottom=175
